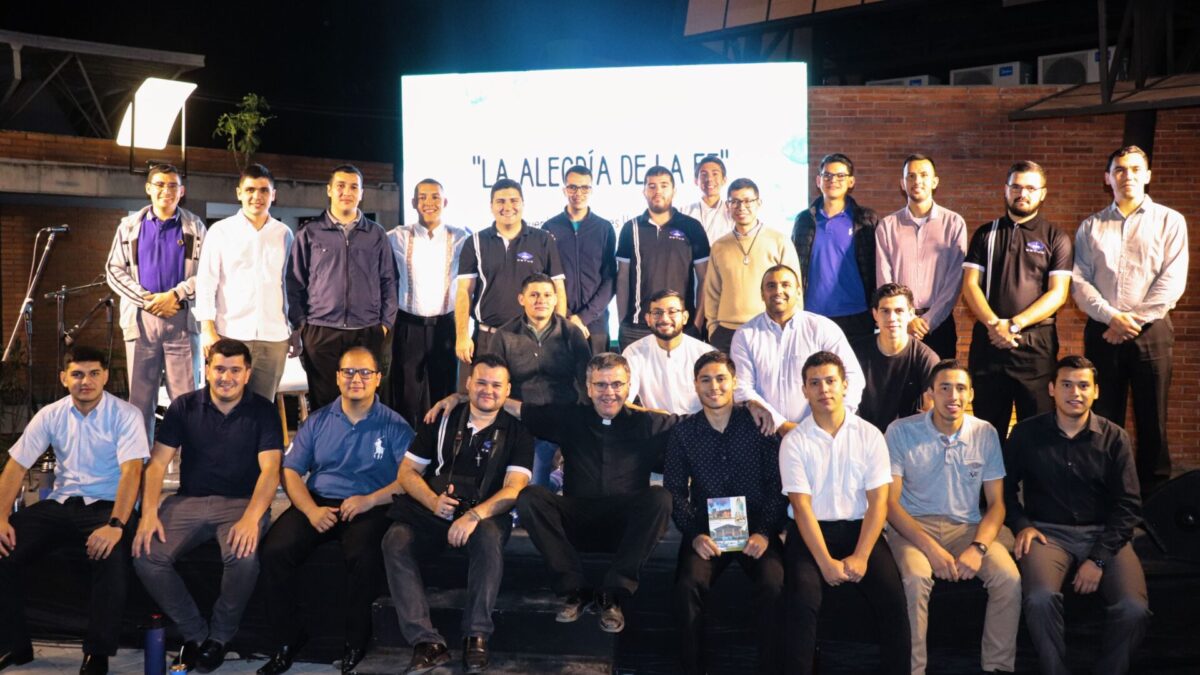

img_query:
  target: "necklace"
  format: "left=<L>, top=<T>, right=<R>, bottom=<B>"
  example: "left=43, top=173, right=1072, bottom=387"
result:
left=733, top=223, right=762, bottom=265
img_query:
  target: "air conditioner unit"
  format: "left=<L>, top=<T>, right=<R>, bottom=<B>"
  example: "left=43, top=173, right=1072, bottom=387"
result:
left=865, top=75, right=940, bottom=86
left=950, top=61, right=1032, bottom=86
left=1038, top=47, right=1120, bottom=84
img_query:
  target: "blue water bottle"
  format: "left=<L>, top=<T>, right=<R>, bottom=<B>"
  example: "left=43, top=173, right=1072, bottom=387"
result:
left=145, top=613, right=166, bottom=675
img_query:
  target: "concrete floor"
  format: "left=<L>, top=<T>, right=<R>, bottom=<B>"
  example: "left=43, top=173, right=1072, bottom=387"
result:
left=7, top=641, right=340, bottom=674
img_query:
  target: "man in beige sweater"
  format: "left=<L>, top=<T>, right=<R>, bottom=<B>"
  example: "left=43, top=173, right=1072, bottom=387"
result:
left=703, top=178, right=801, bottom=354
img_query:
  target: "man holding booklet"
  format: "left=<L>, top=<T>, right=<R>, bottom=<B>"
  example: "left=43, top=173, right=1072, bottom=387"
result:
left=664, top=350, right=788, bottom=675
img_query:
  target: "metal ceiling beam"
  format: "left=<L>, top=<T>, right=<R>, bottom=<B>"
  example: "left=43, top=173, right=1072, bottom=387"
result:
left=0, top=53, right=70, bottom=124
left=0, top=30, right=204, bottom=70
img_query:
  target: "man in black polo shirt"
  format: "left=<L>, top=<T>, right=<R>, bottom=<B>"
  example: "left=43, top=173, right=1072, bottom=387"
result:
left=384, top=354, right=534, bottom=674
left=133, top=338, right=283, bottom=673
left=615, top=165, right=710, bottom=350
left=1005, top=355, right=1148, bottom=675
left=455, top=178, right=566, bottom=368
left=962, top=160, right=1072, bottom=444
left=851, top=283, right=939, bottom=432
left=542, top=165, right=617, bottom=356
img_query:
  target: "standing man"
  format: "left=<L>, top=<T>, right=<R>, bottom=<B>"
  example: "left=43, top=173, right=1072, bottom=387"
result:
left=195, top=163, right=294, bottom=402
left=1005, top=356, right=1149, bottom=675
left=0, top=346, right=148, bottom=675
left=666, top=351, right=787, bottom=675
left=133, top=339, right=282, bottom=673
left=106, top=162, right=205, bottom=438
left=731, top=265, right=863, bottom=436
left=703, top=178, right=800, bottom=354
left=851, top=284, right=939, bottom=432
left=616, top=166, right=710, bottom=349
left=257, top=346, right=415, bottom=675
left=876, top=154, right=968, bottom=359
left=389, top=178, right=470, bottom=424
left=885, top=359, right=1020, bottom=675
left=623, top=290, right=714, bottom=415
left=791, top=153, right=878, bottom=342
left=779, top=351, right=910, bottom=674
left=1073, top=145, right=1189, bottom=495
left=962, top=160, right=1072, bottom=444
left=682, top=155, right=734, bottom=244
left=542, top=165, right=617, bottom=356
left=456, top=179, right=566, bottom=366
left=286, top=164, right=398, bottom=411
left=384, top=354, right=534, bottom=674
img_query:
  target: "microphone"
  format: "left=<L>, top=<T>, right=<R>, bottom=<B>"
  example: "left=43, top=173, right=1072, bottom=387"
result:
left=42, top=225, right=69, bottom=234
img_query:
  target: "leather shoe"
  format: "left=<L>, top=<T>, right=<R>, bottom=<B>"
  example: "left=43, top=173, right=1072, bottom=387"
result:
left=462, top=636, right=488, bottom=673
left=195, top=639, right=227, bottom=673
left=257, top=641, right=304, bottom=675
left=79, top=653, right=108, bottom=675
left=339, top=643, right=366, bottom=674
left=555, top=588, right=593, bottom=623
left=595, top=591, right=625, bottom=633
left=0, top=643, right=34, bottom=671
left=174, top=641, right=201, bottom=671
left=405, top=642, right=449, bottom=673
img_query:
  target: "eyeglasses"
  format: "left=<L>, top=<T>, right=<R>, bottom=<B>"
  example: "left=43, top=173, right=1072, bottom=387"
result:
left=648, top=308, right=684, bottom=318
left=819, top=172, right=851, bottom=183
left=591, top=380, right=627, bottom=391
left=149, top=181, right=181, bottom=192
left=337, top=367, right=378, bottom=380
left=1006, top=183, right=1045, bottom=194
left=728, top=198, right=759, bottom=208
left=564, top=185, right=592, bottom=193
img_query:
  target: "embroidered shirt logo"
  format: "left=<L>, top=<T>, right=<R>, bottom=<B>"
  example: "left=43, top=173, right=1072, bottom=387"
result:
left=1025, top=240, right=1048, bottom=256
left=516, top=251, right=535, bottom=263
left=373, top=437, right=385, bottom=460
left=667, top=229, right=687, bottom=241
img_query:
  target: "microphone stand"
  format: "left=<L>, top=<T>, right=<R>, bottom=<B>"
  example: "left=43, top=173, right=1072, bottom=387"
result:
left=47, top=280, right=111, bottom=392
left=2, top=230, right=61, bottom=414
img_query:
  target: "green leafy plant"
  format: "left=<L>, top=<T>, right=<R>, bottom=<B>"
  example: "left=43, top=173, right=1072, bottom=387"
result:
left=213, top=93, right=274, bottom=171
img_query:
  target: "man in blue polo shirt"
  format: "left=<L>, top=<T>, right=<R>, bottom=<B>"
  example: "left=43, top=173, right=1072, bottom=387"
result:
left=133, top=338, right=283, bottom=673
left=257, top=345, right=415, bottom=675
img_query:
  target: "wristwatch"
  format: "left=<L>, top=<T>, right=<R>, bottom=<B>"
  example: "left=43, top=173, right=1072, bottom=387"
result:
left=107, top=517, right=125, bottom=529
left=1008, top=318, right=1022, bottom=334
left=970, top=541, right=988, bottom=555
left=1088, top=556, right=1107, bottom=570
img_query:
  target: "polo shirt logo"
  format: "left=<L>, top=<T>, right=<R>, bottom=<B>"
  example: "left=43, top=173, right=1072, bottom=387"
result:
left=516, top=251, right=535, bottom=263
left=668, top=229, right=686, bottom=241
left=373, top=437, right=385, bottom=460
left=1025, top=240, right=1048, bottom=256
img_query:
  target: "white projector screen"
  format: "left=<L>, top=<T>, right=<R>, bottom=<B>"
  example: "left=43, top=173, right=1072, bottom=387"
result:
left=400, top=63, right=808, bottom=234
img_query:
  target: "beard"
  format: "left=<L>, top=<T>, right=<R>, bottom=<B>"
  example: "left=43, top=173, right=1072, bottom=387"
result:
left=1006, top=195, right=1039, bottom=219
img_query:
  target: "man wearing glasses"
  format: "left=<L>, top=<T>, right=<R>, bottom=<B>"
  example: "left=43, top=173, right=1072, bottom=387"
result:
left=791, top=153, right=878, bottom=342
left=961, top=161, right=1072, bottom=444
left=542, top=165, right=617, bottom=356
left=106, top=162, right=206, bottom=439
left=703, top=178, right=800, bottom=354
left=257, top=346, right=415, bottom=675
left=623, top=290, right=714, bottom=415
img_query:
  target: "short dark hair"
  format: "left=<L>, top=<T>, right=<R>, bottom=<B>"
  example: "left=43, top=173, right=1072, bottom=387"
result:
left=565, top=165, right=592, bottom=179
left=521, top=273, right=555, bottom=292
left=147, top=163, right=182, bottom=182
left=694, top=155, right=726, bottom=179
left=693, top=350, right=734, bottom=379
left=412, top=178, right=443, bottom=200
left=646, top=288, right=684, bottom=307
left=726, top=177, right=759, bottom=198
left=470, top=353, right=510, bottom=378
left=339, top=344, right=379, bottom=371
left=801, top=351, right=846, bottom=381
left=1106, top=145, right=1150, bottom=171
left=927, top=359, right=971, bottom=389
left=206, top=338, right=252, bottom=366
left=62, top=345, right=108, bottom=371
left=1055, top=354, right=1097, bottom=381
left=329, top=164, right=364, bottom=185
left=644, top=165, right=674, bottom=187
left=871, top=283, right=915, bottom=310
left=240, top=163, right=274, bottom=188
left=1006, top=160, right=1046, bottom=184
left=490, top=178, right=523, bottom=200
left=587, top=352, right=630, bottom=378
left=902, top=153, right=937, bottom=175
left=819, top=153, right=854, bottom=175
left=761, top=264, right=800, bottom=288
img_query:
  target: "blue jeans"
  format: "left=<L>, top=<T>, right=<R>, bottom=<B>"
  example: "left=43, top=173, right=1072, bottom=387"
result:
left=531, top=439, right=560, bottom=490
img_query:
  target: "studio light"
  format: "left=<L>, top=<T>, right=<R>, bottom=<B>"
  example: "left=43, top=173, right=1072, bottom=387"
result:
left=115, top=77, right=196, bottom=150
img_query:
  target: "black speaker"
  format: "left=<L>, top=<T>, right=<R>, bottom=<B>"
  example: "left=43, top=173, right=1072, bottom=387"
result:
left=1143, top=471, right=1200, bottom=563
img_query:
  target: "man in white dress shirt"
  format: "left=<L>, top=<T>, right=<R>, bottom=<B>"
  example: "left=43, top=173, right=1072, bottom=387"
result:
left=195, top=163, right=294, bottom=401
left=731, top=265, right=862, bottom=436
left=682, top=155, right=734, bottom=245
left=623, top=290, right=714, bottom=415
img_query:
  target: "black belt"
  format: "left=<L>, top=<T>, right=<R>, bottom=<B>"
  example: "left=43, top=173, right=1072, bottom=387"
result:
left=396, top=309, right=449, bottom=327
left=476, top=323, right=498, bottom=334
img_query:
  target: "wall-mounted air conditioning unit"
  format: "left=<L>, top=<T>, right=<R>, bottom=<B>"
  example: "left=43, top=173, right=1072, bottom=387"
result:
left=1038, top=47, right=1121, bottom=84
left=949, top=61, right=1032, bottom=85
left=865, top=75, right=940, bottom=86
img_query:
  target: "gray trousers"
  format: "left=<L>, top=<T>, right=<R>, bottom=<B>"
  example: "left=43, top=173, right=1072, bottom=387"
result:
left=132, top=495, right=268, bottom=644
left=126, top=309, right=199, bottom=440
left=1019, top=522, right=1151, bottom=675
left=242, top=339, right=289, bottom=402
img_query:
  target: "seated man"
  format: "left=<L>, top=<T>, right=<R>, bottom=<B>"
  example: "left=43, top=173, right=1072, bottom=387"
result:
left=385, top=354, right=534, bottom=674
left=885, top=359, right=1019, bottom=674
left=665, top=351, right=787, bottom=675
left=257, top=346, right=415, bottom=675
left=623, top=289, right=715, bottom=415
left=133, top=338, right=283, bottom=673
left=0, top=345, right=149, bottom=675
left=780, top=351, right=909, bottom=674
left=851, top=283, right=939, bottom=431
left=1005, top=355, right=1149, bottom=675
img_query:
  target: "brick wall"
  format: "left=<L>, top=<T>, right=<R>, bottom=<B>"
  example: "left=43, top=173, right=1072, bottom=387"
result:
left=808, top=86, right=1200, bottom=469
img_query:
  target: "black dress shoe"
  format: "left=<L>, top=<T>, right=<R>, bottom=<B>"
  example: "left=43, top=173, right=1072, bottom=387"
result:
left=174, top=641, right=201, bottom=671
left=257, top=642, right=304, bottom=675
left=0, top=643, right=34, bottom=671
left=406, top=642, right=450, bottom=674
left=195, top=639, right=227, bottom=673
left=462, top=636, right=488, bottom=674
left=79, top=653, right=108, bottom=675
left=339, top=644, right=366, bottom=674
